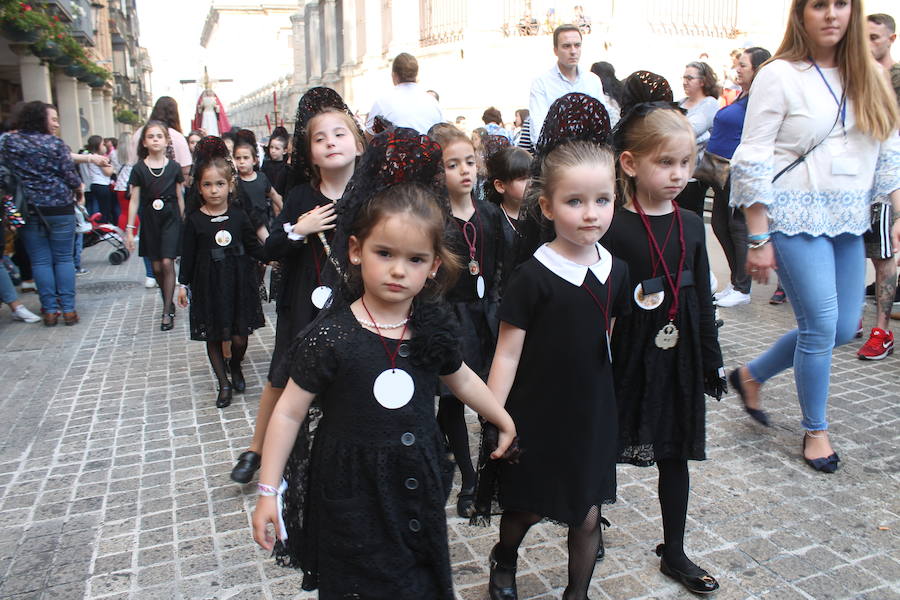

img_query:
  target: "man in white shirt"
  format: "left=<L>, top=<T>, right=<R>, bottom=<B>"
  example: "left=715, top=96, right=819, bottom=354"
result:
left=529, top=24, right=608, bottom=141
left=366, top=53, right=443, bottom=137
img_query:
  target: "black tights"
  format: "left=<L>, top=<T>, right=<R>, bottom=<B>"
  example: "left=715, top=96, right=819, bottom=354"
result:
left=495, top=507, right=602, bottom=600
left=206, top=335, right=248, bottom=389
left=437, top=396, right=476, bottom=490
left=151, top=258, right=176, bottom=315
left=657, top=458, right=694, bottom=571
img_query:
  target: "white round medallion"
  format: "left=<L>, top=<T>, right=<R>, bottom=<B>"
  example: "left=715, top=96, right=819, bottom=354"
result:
left=634, top=283, right=664, bottom=311
left=214, top=230, right=232, bottom=247
left=476, top=275, right=486, bottom=299
left=310, top=285, right=333, bottom=309
left=151, top=199, right=164, bottom=211
left=373, top=368, right=415, bottom=409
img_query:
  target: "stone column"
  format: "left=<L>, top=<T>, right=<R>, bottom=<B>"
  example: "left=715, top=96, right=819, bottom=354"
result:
left=341, top=0, right=357, bottom=69
left=306, top=1, right=323, bottom=85
left=322, top=0, right=339, bottom=82
left=77, top=82, right=93, bottom=142
left=363, top=0, right=382, bottom=62
left=290, top=11, right=308, bottom=90
left=102, top=90, right=115, bottom=137
left=91, top=88, right=104, bottom=137
left=389, top=0, right=419, bottom=54
left=18, top=54, right=52, bottom=103
left=53, top=72, right=81, bottom=150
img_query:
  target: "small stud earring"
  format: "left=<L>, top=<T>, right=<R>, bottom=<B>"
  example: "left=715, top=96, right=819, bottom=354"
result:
left=430, top=272, right=436, bottom=278
left=351, top=257, right=359, bottom=264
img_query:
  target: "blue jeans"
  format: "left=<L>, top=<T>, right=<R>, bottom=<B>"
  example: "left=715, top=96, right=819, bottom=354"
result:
left=19, top=213, right=77, bottom=313
left=748, top=232, right=864, bottom=431
left=143, top=257, right=153, bottom=278
left=73, top=232, right=83, bottom=270
left=0, top=261, right=16, bottom=305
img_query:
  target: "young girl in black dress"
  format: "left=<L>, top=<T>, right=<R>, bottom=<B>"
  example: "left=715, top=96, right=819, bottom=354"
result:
left=482, top=98, right=630, bottom=600
left=177, top=138, right=266, bottom=408
left=230, top=89, right=364, bottom=484
left=485, top=146, right=531, bottom=293
left=125, top=120, right=185, bottom=331
left=234, top=132, right=283, bottom=243
left=430, top=124, right=506, bottom=518
left=606, top=103, right=726, bottom=594
left=262, top=127, right=290, bottom=198
left=251, top=129, right=518, bottom=600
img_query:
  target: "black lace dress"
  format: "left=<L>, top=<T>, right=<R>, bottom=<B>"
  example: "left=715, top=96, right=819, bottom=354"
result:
left=604, top=208, right=723, bottom=465
left=486, top=245, right=631, bottom=526
left=444, top=198, right=505, bottom=379
left=265, top=183, right=339, bottom=387
left=276, top=303, right=462, bottom=599
left=178, top=206, right=266, bottom=341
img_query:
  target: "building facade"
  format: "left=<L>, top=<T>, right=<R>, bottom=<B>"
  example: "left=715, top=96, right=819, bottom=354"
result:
left=0, top=0, right=150, bottom=150
left=226, top=0, right=900, bottom=139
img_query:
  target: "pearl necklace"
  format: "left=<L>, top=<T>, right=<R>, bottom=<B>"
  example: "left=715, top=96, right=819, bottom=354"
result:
left=356, top=316, right=410, bottom=330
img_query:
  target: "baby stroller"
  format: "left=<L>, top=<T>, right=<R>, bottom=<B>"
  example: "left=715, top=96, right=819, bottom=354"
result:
left=81, top=211, right=130, bottom=265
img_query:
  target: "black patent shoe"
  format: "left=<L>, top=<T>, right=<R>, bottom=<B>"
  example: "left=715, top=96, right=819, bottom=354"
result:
left=596, top=516, right=611, bottom=561
left=456, top=487, right=475, bottom=518
left=728, top=368, right=769, bottom=427
left=230, top=451, right=261, bottom=483
left=160, top=310, right=175, bottom=331
left=230, top=360, right=246, bottom=393
left=656, top=544, right=719, bottom=595
left=216, top=384, right=232, bottom=408
left=488, top=545, right=518, bottom=600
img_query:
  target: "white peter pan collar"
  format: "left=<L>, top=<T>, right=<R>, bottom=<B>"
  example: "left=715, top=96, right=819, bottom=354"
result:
left=534, top=243, right=612, bottom=286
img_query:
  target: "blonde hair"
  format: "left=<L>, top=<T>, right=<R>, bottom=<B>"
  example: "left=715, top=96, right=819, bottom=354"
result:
left=616, top=108, right=695, bottom=205
left=538, top=141, right=614, bottom=202
left=306, top=107, right=364, bottom=186
left=771, top=0, right=898, bottom=140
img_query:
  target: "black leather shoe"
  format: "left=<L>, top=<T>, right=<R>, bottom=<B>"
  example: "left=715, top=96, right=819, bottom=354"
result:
left=216, top=384, right=232, bottom=408
left=656, top=544, right=719, bottom=595
left=230, top=360, right=246, bottom=393
left=230, top=451, right=261, bottom=483
left=596, top=516, right=611, bottom=561
left=729, top=368, right=769, bottom=426
left=488, top=545, right=517, bottom=600
left=456, top=487, right=475, bottom=518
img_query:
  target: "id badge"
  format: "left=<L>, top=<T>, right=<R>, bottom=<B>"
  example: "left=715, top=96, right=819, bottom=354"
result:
left=831, top=155, right=860, bottom=176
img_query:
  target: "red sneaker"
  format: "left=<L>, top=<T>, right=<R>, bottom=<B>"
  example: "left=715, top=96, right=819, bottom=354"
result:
left=857, top=328, right=894, bottom=360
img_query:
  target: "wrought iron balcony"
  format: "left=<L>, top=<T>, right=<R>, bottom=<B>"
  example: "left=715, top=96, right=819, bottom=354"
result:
left=36, top=0, right=74, bottom=22
left=68, top=0, right=95, bottom=46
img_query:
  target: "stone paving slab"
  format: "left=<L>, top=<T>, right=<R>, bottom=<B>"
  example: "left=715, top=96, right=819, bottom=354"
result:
left=0, top=239, right=898, bottom=600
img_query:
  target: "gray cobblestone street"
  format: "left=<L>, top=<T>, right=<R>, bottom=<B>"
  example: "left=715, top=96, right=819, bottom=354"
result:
left=1, top=237, right=898, bottom=600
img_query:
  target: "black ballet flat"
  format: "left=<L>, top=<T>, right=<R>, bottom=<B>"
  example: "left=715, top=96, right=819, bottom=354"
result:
left=456, top=487, right=475, bottom=518
left=230, top=360, right=246, bottom=393
left=230, top=451, right=261, bottom=483
left=802, top=434, right=839, bottom=474
left=655, top=544, right=719, bottom=595
left=596, top=516, right=611, bottom=562
left=216, top=384, right=232, bottom=408
left=728, top=369, right=769, bottom=427
left=488, top=545, right=518, bottom=600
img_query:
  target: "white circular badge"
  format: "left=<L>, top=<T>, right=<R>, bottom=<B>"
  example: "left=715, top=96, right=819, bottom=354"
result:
left=151, top=199, right=164, bottom=211
left=634, top=283, right=664, bottom=311
left=214, top=230, right=232, bottom=247
left=310, top=285, right=333, bottom=309
left=476, top=275, right=486, bottom=299
left=373, top=368, right=415, bottom=409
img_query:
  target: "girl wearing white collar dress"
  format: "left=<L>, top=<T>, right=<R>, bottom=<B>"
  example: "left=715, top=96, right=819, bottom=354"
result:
left=485, top=140, right=630, bottom=600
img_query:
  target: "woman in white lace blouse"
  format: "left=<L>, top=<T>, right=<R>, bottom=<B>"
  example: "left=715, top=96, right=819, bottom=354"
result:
left=728, top=0, right=899, bottom=473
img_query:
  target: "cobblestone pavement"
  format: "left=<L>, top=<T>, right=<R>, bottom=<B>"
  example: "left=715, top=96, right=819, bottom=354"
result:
left=0, top=238, right=898, bottom=600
